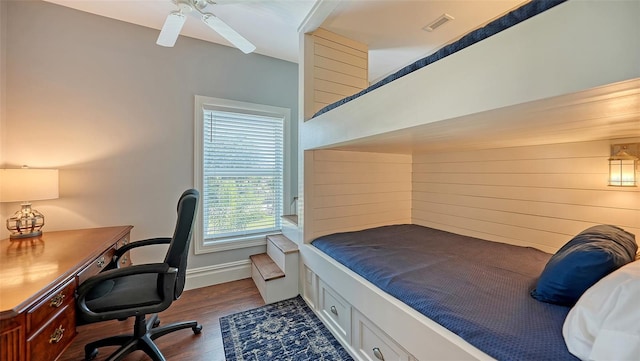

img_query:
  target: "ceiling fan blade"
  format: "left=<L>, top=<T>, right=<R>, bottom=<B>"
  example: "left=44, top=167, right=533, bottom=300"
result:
left=157, top=11, right=187, bottom=47
left=201, top=13, right=256, bottom=54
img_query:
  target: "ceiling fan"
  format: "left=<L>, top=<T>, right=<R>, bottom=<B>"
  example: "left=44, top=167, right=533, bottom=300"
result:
left=156, top=0, right=256, bottom=53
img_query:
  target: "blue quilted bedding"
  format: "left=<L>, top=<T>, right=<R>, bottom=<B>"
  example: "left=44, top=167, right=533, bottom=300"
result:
left=312, top=0, right=568, bottom=118
left=312, top=224, right=578, bottom=361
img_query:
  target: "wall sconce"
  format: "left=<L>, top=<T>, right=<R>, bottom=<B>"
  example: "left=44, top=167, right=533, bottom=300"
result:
left=0, top=167, right=59, bottom=239
left=608, top=144, right=639, bottom=187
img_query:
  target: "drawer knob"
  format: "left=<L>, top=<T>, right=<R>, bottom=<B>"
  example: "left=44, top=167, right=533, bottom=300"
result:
left=330, top=305, right=338, bottom=316
left=121, top=238, right=128, bottom=246
left=97, top=256, right=105, bottom=268
left=372, top=347, right=385, bottom=361
left=49, top=325, right=65, bottom=344
left=121, top=256, right=128, bottom=264
left=49, top=293, right=65, bottom=308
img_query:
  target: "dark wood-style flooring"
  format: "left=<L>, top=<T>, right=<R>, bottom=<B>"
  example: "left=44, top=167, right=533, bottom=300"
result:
left=59, top=279, right=264, bottom=361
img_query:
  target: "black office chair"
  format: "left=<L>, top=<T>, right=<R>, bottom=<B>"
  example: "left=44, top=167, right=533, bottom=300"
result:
left=76, top=189, right=201, bottom=361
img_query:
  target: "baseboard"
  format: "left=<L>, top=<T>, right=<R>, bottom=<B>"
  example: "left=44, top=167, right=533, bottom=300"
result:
left=185, top=259, right=251, bottom=290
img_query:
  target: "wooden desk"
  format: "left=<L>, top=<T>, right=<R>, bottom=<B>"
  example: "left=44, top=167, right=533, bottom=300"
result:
left=0, top=226, right=133, bottom=361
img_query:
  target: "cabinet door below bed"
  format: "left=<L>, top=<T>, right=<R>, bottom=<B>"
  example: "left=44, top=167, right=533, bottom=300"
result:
left=318, top=279, right=351, bottom=344
left=353, top=309, right=416, bottom=361
left=303, top=265, right=317, bottom=309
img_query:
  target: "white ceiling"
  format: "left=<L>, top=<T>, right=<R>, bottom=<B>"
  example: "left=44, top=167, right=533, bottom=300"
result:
left=43, top=0, right=526, bottom=83
left=321, top=0, right=525, bottom=81
left=43, top=0, right=316, bottom=63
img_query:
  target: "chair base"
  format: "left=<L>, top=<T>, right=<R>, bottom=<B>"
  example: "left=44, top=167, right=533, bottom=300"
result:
left=84, top=314, right=202, bottom=361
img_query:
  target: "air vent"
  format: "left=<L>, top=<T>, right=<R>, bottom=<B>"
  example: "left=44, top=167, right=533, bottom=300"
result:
left=423, top=13, right=454, bottom=32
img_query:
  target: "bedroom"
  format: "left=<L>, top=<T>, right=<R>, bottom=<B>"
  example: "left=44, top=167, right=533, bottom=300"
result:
left=0, top=1, right=299, bottom=359
left=297, top=1, right=639, bottom=360
left=1, top=1, right=639, bottom=361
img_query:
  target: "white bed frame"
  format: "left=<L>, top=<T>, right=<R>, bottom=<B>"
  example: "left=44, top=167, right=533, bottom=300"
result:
left=301, top=243, right=495, bottom=360
left=296, top=1, right=640, bottom=360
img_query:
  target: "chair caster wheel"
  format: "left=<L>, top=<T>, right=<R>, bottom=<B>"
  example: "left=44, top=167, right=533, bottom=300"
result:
left=193, top=324, right=203, bottom=334
left=84, top=348, right=98, bottom=361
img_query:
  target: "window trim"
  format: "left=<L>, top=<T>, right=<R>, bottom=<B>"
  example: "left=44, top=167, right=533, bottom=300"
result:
left=194, top=95, right=291, bottom=254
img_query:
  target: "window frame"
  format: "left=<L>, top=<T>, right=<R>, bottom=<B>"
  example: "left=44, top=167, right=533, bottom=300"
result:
left=194, top=95, right=291, bottom=254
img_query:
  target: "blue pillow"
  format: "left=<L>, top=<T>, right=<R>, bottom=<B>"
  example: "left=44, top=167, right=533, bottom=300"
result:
left=531, top=225, right=637, bottom=306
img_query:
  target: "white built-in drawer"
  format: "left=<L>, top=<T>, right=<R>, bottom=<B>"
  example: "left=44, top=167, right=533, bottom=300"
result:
left=318, top=279, right=351, bottom=343
left=353, top=309, right=413, bottom=361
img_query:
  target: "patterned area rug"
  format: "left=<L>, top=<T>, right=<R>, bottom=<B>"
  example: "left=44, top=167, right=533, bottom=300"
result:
left=220, top=295, right=353, bottom=361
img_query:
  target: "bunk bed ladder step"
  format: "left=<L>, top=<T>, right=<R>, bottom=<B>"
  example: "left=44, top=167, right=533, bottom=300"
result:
left=250, top=234, right=299, bottom=304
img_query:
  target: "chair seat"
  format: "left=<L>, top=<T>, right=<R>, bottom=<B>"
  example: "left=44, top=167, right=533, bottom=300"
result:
left=86, top=273, right=162, bottom=313
left=76, top=189, right=200, bottom=361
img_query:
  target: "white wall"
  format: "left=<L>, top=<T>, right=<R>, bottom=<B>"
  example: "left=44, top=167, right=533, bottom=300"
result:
left=1, top=1, right=298, bottom=283
left=303, top=149, right=411, bottom=242
left=302, top=140, right=640, bottom=254
left=412, top=139, right=640, bottom=253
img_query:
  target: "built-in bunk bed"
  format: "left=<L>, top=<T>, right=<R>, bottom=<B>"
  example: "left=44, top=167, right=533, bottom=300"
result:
left=297, top=1, right=640, bottom=360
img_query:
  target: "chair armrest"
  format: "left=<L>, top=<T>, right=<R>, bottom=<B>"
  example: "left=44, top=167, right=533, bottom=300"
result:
left=111, top=237, right=172, bottom=268
left=114, top=237, right=172, bottom=259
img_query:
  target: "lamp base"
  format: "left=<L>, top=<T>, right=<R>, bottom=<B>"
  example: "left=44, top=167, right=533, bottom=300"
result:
left=9, top=230, right=43, bottom=240
left=6, top=203, right=46, bottom=240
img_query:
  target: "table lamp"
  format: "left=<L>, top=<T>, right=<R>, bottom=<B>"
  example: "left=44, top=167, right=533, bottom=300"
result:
left=0, top=167, right=59, bottom=239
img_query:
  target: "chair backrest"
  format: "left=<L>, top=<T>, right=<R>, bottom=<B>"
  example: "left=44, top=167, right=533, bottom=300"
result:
left=163, top=188, right=199, bottom=299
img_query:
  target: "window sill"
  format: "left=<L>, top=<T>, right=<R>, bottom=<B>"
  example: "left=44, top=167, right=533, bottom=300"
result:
left=194, top=233, right=279, bottom=254
left=281, top=214, right=298, bottom=226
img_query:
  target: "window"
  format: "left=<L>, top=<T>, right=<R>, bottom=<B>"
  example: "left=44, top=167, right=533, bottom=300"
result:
left=194, top=96, right=290, bottom=253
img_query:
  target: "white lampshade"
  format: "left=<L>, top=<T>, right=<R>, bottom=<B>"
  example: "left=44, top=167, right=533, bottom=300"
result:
left=0, top=168, right=59, bottom=203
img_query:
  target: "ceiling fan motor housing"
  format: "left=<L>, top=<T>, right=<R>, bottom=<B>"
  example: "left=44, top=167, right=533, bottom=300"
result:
left=190, top=0, right=214, bottom=12
left=176, top=1, right=194, bottom=13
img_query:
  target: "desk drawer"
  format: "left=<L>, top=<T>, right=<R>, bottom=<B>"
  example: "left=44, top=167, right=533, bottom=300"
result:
left=77, top=246, right=116, bottom=284
left=27, top=279, right=75, bottom=334
left=27, top=304, right=76, bottom=361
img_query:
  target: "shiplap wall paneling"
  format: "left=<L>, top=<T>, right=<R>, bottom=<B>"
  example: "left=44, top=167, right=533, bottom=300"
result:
left=412, top=139, right=640, bottom=254
left=311, top=28, right=368, bottom=116
left=304, top=150, right=411, bottom=242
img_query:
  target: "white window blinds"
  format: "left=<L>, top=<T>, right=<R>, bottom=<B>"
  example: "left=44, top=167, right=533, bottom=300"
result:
left=202, top=109, right=284, bottom=241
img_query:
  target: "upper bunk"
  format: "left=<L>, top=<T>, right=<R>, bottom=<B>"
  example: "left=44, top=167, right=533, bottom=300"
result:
left=300, top=0, right=640, bottom=153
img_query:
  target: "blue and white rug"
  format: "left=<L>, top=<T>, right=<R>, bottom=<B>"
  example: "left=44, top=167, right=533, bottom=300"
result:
left=220, top=295, right=353, bottom=361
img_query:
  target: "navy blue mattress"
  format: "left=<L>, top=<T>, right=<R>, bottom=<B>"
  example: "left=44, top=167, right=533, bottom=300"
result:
left=312, top=0, right=567, bottom=118
left=312, top=224, right=578, bottom=361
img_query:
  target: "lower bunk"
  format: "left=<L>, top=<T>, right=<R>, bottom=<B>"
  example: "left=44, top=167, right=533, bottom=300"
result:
left=301, top=224, right=638, bottom=361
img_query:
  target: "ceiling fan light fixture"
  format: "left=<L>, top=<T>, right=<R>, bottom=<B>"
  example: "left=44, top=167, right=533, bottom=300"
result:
left=201, top=13, right=256, bottom=54
left=156, top=11, right=188, bottom=47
